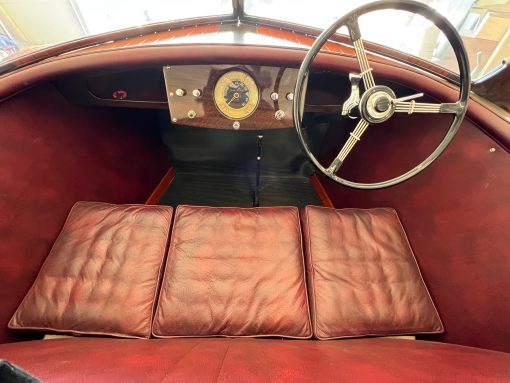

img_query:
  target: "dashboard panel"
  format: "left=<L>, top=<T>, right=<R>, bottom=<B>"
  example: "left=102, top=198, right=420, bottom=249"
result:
left=163, top=65, right=297, bottom=130
left=55, top=67, right=168, bottom=109
left=55, top=65, right=358, bottom=126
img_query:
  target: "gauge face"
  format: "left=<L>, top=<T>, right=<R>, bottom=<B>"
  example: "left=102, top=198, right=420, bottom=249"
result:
left=213, top=70, right=260, bottom=120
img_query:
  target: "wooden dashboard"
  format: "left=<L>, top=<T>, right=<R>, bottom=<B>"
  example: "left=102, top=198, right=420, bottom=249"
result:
left=54, top=64, right=359, bottom=130
left=164, top=65, right=297, bottom=130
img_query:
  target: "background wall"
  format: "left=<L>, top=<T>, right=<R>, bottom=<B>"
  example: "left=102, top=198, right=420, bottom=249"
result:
left=0, top=0, right=85, bottom=48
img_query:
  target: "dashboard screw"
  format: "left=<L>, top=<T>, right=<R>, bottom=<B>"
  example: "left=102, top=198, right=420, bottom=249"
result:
left=187, top=110, right=196, bottom=119
left=233, top=121, right=241, bottom=130
left=286, top=92, right=294, bottom=101
left=489, top=147, right=496, bottom=153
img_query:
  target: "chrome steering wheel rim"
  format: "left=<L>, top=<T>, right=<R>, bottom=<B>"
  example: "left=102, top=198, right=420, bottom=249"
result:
left=293, top=0, right=471, bottom=189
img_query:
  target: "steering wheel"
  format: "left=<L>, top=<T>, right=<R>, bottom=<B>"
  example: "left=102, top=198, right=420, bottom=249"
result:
left=293, top=0, right=470, bottom=189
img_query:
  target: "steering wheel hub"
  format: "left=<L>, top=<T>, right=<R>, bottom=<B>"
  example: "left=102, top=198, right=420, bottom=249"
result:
left=360, top=86, right=396, bottom=124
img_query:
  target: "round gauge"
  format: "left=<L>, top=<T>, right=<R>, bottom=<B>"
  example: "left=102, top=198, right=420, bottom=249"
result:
left=213, top=70, right=260, bottom=120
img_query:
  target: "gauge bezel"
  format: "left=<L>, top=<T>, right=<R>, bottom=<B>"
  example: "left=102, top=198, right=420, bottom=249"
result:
left=213, top=70, right=260, bottom=120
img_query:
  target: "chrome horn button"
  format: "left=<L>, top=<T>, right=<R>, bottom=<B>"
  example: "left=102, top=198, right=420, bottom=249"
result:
left=359, top=86, right=396, bottom=124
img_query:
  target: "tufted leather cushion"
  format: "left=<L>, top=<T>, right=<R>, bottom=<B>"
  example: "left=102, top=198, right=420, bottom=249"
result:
left=9, top=202, right=173, bottom=339
left=302, top=206, right=443, bottom=339
left=153, top=205, right=312, bottom=338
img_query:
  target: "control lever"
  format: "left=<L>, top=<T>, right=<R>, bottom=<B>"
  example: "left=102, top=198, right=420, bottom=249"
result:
left=253, top=135, right=263, bottom=207
left=392, top=92, right=424, bottom=103
left=341, top=73, right=362, bottom=119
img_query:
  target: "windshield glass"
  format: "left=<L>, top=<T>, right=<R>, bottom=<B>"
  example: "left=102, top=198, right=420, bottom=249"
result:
left=0, top=0, right=232, bottom=61
left=246, top=0, right=509, bottom=80
left=0, top=0, right=507, bottom=80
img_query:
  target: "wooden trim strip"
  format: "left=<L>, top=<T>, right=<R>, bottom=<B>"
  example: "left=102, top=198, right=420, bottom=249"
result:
left=310, top=173, right=334, bottom=208
left=146, top=167, right=176, bottom=205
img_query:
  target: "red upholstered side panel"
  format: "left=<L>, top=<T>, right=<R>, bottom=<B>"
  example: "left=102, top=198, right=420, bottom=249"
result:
left=9, top=202, right=173, bottom=339
left=153, top=205, right=312, bottom=338
left=0, top=85, right=170, bottom=343
left=302, top=206, right=443, bottom=339
left=318, top=113, right=510, bottom=352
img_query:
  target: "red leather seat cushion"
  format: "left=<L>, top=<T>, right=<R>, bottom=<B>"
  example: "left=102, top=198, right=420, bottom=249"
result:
left=152, top=205, right=311, bottom=338
left=9, top=202, right=173, bottom=339
left=0, top=338, right=509, bottom=382
left=302, top=206, right=443, bottom=339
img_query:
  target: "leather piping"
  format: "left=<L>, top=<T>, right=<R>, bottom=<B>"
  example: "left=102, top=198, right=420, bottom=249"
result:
left=303, top=206, right=319, bottom=340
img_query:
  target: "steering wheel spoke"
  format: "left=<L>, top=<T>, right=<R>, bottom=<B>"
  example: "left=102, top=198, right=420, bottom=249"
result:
left=347, top=17, right=376, bottom=90
left=326, top=119, right=370, bottom=175
left=394, top=101, right=464, bottom=115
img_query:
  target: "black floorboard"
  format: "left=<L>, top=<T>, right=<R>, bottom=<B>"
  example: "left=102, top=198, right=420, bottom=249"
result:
left=158, top=173, right=322, bottom=208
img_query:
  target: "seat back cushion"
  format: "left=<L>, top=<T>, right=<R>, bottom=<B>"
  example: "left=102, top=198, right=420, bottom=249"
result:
left=302, top=206, right=443, bottom=339
left=9, top=201, right=173, bottom=339
left=152, top=205, right=312, bottom=338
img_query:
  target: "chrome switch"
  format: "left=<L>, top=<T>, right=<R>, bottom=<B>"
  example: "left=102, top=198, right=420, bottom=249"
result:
left=275, top=110, right=285, bottom=120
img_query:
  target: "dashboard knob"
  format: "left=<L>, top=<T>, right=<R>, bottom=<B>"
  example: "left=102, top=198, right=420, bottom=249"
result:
left=112, top=90, right=128, bottom=100
left=192, top=89, right=202, bottom=98
left=270, top=92, right=279, bottom=101
left=176, top=88, right=186, bottom=97
left=275, top=110, right=286, bottom=120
